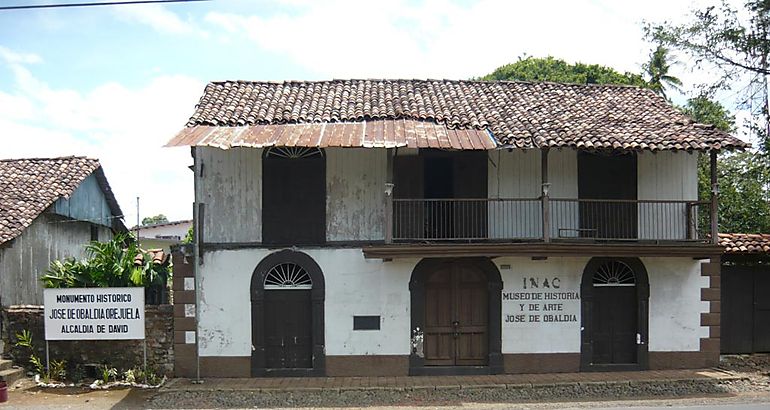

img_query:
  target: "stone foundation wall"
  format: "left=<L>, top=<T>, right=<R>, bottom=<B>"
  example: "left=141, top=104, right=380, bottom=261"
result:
left=2, top=304, right=174, bottom=376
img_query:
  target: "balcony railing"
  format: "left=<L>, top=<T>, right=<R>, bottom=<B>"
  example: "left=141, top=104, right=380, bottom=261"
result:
left=391, top=198, right=709, bottom=243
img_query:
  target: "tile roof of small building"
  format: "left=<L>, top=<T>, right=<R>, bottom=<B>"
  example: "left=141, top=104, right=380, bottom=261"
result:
left=180, top=79, right=748, bottom=151
left=0, top=156, right=124, bottom=245
left=719, top=233, right=770, bottom=254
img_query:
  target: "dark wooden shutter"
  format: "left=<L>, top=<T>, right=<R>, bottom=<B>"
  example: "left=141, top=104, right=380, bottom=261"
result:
left=263, top=155, right=326, bottom=245
left=578, top=152, right=637, bottom=239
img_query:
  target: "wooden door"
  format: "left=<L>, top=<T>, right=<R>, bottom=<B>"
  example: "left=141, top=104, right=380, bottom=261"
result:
left=394, top=155, right=424, bottom=239
left=423, top=263, right=488, bottom=366
left=264, top=290, right=313, bottom=369
left=592, top=286, right=637, bottom=364
left=424, top=157, right=455, bottom=239
left=578, top=152, right=637, bottom=239
left=753, top=272, right=770, bottom=352
left=263, top=151, right=325, bottom=245
left=453, top=152, right=488, bottom=239
left=721, top=267, right=754, bottom=353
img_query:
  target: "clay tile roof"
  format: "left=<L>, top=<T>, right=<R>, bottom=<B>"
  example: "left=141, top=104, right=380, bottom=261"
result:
left=719, top=233, right=770, bottom=254
left=179, top=79, right=748, bottom=151
left=134, top=249, right=170, bottom=266
left=0, top=156, right=124, bottom=245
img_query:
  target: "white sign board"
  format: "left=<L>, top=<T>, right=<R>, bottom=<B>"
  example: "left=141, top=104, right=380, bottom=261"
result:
left=44, top=287, right=145, bottom=340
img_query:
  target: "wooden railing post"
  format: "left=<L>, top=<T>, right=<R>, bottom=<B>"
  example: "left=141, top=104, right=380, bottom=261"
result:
left=541, top=148, right=551, bottom=242
left=710, top=150, right=719, bottom=245
left=385, top=148, right=395, bottom=243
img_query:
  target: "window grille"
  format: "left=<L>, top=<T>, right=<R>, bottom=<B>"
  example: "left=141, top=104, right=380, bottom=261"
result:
left=264, top=262, right=313, bottom=290
left=593, top=260, right=636, bottom=287
left=265, top=147, right=323, bottom=159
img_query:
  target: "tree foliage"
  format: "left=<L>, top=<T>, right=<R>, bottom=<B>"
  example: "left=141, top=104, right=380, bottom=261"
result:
left=141, top=214, right=168, bottom=226
left=478, top=56, right=647, bottom=86
left=42, top=233, right=170, bottom=288
left=647, top=1, right=770, bottom=148
left=684, top=97, right=770, bottom=233
left=643, top=45, right=683, bottom=100
left=647, top=1, right=770, bottom=81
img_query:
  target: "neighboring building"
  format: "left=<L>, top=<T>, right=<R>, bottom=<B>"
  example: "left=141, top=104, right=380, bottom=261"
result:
left=0, top=157, right=126, bottom=306
left=718, top=233, right=770, bottom=354
left=166, top=79, right=747, bottom=377
left=133, top=219, right=192, bottom=253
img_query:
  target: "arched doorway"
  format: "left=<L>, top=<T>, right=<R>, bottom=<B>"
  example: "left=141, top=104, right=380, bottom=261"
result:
left=251, top=250, right=325, bottom=376
left=581, top=257, right=649, bottom=371
left=409, top=258, right=503, bottom=375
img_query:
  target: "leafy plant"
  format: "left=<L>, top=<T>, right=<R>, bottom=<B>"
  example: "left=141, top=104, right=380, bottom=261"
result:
left=123, top=368, right=136, bottom=384
left=50, top=359, right=67, bottom=382
left=42, top=233, right=169, bottom=289
left=101, top=365, right=118, bottom=383
left=14, top=330, right=66, bottom=383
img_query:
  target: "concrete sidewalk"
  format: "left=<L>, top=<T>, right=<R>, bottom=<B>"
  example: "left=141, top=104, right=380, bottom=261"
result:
left=151, top=368, right=748, bottom=408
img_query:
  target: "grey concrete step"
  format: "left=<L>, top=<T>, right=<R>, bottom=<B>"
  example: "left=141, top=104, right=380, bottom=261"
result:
left=0, top=368, right=24, bottom=386
left=0, top=359, right=14, bottom=372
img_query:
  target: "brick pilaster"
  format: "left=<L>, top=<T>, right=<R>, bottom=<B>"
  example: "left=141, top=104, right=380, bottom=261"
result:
left=699, top=256, right=721, bottom=367
left=172, top=246, right=198, bottom=377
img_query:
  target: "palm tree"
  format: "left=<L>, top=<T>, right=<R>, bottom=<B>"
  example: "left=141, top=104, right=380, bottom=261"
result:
left=645, top=45, right=684, bottom=100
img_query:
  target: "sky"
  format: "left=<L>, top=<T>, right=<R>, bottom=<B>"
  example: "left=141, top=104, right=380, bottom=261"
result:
left=0, top=0, right=753, bottom=226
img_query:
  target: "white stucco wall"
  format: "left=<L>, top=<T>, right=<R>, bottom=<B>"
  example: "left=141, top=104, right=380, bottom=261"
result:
left=198, top=250, right=708, bottom=358
left=642, top=257, right=710, bottom=351
left=495, top=257, right=587, bottom=354
left=197, top=248, right=417, bottom=357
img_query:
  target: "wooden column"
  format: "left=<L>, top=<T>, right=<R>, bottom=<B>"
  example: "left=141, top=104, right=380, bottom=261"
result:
left=385, top=148, right=395, bottom=243
left=541, top=148, right=551, bottom=242
left=710, top=150, right=719, bottom=245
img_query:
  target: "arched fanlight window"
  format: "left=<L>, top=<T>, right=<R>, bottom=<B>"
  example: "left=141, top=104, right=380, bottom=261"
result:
left=264, top=262, right=313, bottom=290
left=265, top=147, right=324, bottom=159
left=593, top=260, right=636, bottom=287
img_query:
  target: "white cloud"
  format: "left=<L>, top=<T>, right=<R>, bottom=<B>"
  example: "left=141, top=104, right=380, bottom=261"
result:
left=0, top=47, right=203, bottom=225
left=114, top=3, right=208, bottom=37
left=203, top=0, right=708, bottom=80
left=0, top=46, right=42, bottom=65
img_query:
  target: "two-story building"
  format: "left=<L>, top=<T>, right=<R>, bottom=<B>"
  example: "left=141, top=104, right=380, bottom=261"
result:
left=166, top=79, right=747, bottom=377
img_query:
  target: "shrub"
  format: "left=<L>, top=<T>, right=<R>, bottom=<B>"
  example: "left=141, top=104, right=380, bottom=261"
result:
left=41, top=233, right=169, bottom=288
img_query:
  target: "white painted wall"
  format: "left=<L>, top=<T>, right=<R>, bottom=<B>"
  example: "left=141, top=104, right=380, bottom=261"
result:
left=496, top=257, right=586, bottom=354
left=642, top=257, right=710, bottom=351
left=637, top=151, right=699, bottom=240
left=197, top=250, right=708, bottom=357
left=197, top=248, right=417, bottom=357
left=197, top=147, right=262, bottom=243
left=488, top=149, right=578, bottom=239
left=326, top=149, right=386, bottom=241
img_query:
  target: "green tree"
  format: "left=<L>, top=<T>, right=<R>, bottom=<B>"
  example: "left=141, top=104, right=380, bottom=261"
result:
left=647, top=0, right=770, bottom=147
left=643, top=45, right=683, bottom=100
left=478, top=56, right=647, bottom=86
left=683, top=97, right=770, bottom=233
left=141, top=214, right=168, bottom=226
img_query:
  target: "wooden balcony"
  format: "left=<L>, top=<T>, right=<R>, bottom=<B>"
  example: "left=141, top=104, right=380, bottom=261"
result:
left=389, top=198, right=710, bottom=243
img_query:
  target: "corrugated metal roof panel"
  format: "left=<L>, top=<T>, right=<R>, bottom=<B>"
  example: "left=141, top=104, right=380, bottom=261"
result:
left=166, top=119, right=496, bottom=150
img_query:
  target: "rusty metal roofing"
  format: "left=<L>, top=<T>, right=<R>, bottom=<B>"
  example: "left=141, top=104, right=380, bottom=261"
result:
left=0, top=156, right=125, bottom=245
left=719, top=233, right=770, bottom=254
left=167, top=119, right=496, bottom=150
left=170, top=79, right=748, bottom=151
